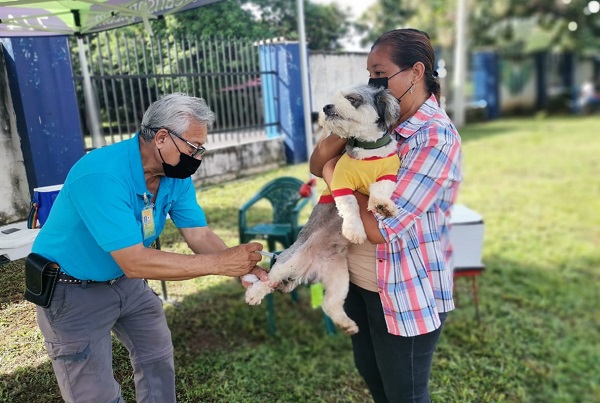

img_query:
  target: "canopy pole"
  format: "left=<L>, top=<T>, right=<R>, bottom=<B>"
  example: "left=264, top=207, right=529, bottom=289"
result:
left=77, top=36, right=104, bottom=148
left=452, top=0, right=468, bottom=129
left=296, top=0, right=314, bottom=161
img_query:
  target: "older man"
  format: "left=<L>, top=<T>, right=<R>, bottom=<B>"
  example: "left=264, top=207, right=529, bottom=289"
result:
left=31, top=93, right=267, bottom=402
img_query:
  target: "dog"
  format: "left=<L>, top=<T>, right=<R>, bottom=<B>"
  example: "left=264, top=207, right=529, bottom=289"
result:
left=245, top=84, right=401, bottom=334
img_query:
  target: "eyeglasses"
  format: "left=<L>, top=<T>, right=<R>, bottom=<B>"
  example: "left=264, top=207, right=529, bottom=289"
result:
left=146, top=126, right=206, bottom=158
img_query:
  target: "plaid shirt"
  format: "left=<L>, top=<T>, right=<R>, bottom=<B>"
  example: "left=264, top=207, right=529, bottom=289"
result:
left=374, top=94, right=462, bottom=337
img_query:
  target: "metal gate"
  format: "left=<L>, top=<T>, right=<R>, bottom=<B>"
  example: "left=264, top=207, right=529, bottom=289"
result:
left=70, top=31, right=275, bottom=150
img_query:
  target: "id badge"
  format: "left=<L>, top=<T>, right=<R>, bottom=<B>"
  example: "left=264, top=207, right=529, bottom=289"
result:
left=141, top=205, right=156, bottom=240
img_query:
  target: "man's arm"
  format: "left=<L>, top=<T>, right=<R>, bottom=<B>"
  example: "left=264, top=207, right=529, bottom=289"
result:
left=110, top=240, right=263, bottom=281
left=179, top=226, right=227, bottom=254
left=180, top=226, right=270, bottom=285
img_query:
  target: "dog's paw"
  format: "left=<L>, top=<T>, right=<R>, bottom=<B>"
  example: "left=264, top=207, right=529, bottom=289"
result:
left=368, top=198, right=399, bottom=218
left=336, top=318, right=359, bottom=335
left=342, top=221, right=367, bottom=244
left=344, top=324, right=359, bottom=335
left=244, top=282, right=273, bottom=305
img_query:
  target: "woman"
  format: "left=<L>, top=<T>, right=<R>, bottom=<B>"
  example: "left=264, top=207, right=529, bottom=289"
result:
left=310, top=29, right=462, bottom=403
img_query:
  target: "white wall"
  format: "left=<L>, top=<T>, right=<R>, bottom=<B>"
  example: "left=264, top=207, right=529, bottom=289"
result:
left=308, top=51, right=368, bottom=113
left=0, top=46, right=31, bottom=225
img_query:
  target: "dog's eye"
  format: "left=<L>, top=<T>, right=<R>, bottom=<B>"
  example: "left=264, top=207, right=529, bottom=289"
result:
left=345, top=95, right=362, bottom=108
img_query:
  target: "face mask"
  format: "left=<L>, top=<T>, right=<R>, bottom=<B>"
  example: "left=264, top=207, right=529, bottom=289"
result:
left=158, top=148, right=202, bottom=179
left=368, top=76, right=389, bottom=89
left=368, top=67, right=413, bottom=103
left=367, top=69, right=404, bottom=89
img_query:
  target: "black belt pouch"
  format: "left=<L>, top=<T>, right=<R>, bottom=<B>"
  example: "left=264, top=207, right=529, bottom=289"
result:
left=23, top=253, right=60, bottom=308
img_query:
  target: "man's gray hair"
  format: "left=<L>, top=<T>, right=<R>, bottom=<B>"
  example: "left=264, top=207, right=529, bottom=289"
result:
left=139, top=93, right=215, bottom=141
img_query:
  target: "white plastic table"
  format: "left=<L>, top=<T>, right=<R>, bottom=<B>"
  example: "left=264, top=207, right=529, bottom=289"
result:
left=0, top=221, right=39, bottom=264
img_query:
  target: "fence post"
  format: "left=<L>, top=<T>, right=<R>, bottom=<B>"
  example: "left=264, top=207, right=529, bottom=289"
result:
left=0, top=37, right=84, bottom=192
left=562, top=52, right=575, bottom=111
left=534, top=52, right=548, bottom=111
left=259, top=42, right=308, bottom=164
left=473, top=51, right=500, bottom=119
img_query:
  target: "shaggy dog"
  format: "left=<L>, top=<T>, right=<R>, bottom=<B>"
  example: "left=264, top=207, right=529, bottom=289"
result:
left=245, top=84, right=400, bottom=334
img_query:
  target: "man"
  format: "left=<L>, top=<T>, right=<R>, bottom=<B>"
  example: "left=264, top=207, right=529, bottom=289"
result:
left=31, top=93, right=267, bottom=402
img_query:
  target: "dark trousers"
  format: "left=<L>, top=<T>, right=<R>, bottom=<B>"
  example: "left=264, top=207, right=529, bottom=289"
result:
left=344, top=282, right=448, bottom=403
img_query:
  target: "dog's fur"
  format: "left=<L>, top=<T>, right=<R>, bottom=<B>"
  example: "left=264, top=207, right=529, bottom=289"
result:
left=245, top=85, right=400, bottom=334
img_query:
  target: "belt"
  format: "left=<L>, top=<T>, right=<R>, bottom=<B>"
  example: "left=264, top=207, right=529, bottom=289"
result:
left=58, top=272, right=123, bottom=285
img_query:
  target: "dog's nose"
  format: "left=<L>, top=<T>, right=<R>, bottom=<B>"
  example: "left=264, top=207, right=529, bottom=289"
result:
left=323, top=104, right=335, bottom=114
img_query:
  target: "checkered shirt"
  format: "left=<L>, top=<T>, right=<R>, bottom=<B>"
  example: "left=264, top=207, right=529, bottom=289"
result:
left=374, top=94, right=462, bottom=337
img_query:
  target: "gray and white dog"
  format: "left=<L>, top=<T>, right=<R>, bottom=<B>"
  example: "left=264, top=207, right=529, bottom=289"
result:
left=245, top=84, right=400, bottom=334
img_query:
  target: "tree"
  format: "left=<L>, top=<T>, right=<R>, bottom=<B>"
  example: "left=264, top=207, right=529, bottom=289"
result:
left=358, top=0, right=600, bottom=55
left=246, top=0, right=353, bottom=50
left=472, top=0, right=600, bottom=56
left=133, top=0, right=353, bottom=51
left=357, top=0, right=417, bottom=48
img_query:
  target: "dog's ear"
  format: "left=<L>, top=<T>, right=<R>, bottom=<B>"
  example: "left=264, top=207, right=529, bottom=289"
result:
left=375, top=88, right=400, bottom=131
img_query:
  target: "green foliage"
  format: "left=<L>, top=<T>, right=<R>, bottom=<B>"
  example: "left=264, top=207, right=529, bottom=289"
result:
left=357, top=0, right=417, bottom=47
left=247, top=0, right=353, bottom=50
left=155, top=1, right=266, bottom=39
left=1, top=116, right=600, bottom=401
left=467, top=0, right=600, bottom=55
left=136, top=0, right=353, bottom=51
left=361, top=0, right=600, bottom=55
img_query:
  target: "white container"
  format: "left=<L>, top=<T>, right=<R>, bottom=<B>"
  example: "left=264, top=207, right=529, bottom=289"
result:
left=449, top=204, right=484, bottom=269
left=0, top=221, right=40, bottom=263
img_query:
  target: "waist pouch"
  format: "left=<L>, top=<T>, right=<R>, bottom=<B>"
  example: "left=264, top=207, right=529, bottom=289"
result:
left=23, top=253, right=60, bottom=308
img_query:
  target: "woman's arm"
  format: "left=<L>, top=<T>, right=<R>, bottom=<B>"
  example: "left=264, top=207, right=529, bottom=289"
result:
left=355, top=192, right=385, bottom=244
left=379, top=127, right=462, bottom=242
left=309, top=134, right=347, bottom=177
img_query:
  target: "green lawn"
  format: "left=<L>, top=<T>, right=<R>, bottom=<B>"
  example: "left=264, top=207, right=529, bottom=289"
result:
left=1, top=115, right=599, bottom=402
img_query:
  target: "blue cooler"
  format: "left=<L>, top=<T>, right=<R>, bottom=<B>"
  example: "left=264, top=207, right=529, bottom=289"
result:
left=31, top=184, right=63, bottom=228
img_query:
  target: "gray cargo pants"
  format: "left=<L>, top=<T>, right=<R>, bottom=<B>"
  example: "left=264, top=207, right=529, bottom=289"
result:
left=36, top=276, right=175, bottom=403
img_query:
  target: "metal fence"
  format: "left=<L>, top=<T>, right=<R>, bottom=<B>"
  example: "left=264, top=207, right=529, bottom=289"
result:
left=70, top=31, right=276, bottom=150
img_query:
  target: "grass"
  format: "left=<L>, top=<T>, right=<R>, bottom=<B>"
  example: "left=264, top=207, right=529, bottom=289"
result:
left=1, top=115, right=600, bottom=402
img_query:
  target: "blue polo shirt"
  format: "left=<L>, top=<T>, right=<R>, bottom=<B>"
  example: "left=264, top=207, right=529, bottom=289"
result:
left=32, top=134, right=207, bottom=281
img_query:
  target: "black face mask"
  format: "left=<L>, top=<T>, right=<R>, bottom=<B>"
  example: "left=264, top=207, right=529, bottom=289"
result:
left=368, top=68, right=413, bottom=103
left=367, top=69, right=403, bottom=90
left=158, top=136, right=202, bottom=179
left=367, top=76, right=389, bottom=89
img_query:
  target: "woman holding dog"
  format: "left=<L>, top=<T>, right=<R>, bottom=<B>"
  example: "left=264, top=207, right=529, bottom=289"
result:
left=310, top=28, right=462, bottom=403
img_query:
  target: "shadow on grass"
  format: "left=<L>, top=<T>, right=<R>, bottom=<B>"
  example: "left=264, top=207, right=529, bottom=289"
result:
left=2, top=251, right=598, bottom=402
left=459, top=121, right=518, bottom=143
left=438, top=252, right=600, bottom=402
left=0, top=259, right=364, bottom=402
left=458, top=115, right=590, bottom=143
left=0, top=258, right=26, bottom=306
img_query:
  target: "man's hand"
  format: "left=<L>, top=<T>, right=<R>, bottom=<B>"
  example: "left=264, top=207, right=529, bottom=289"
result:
left=216, top=242, right=265, bottom=277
